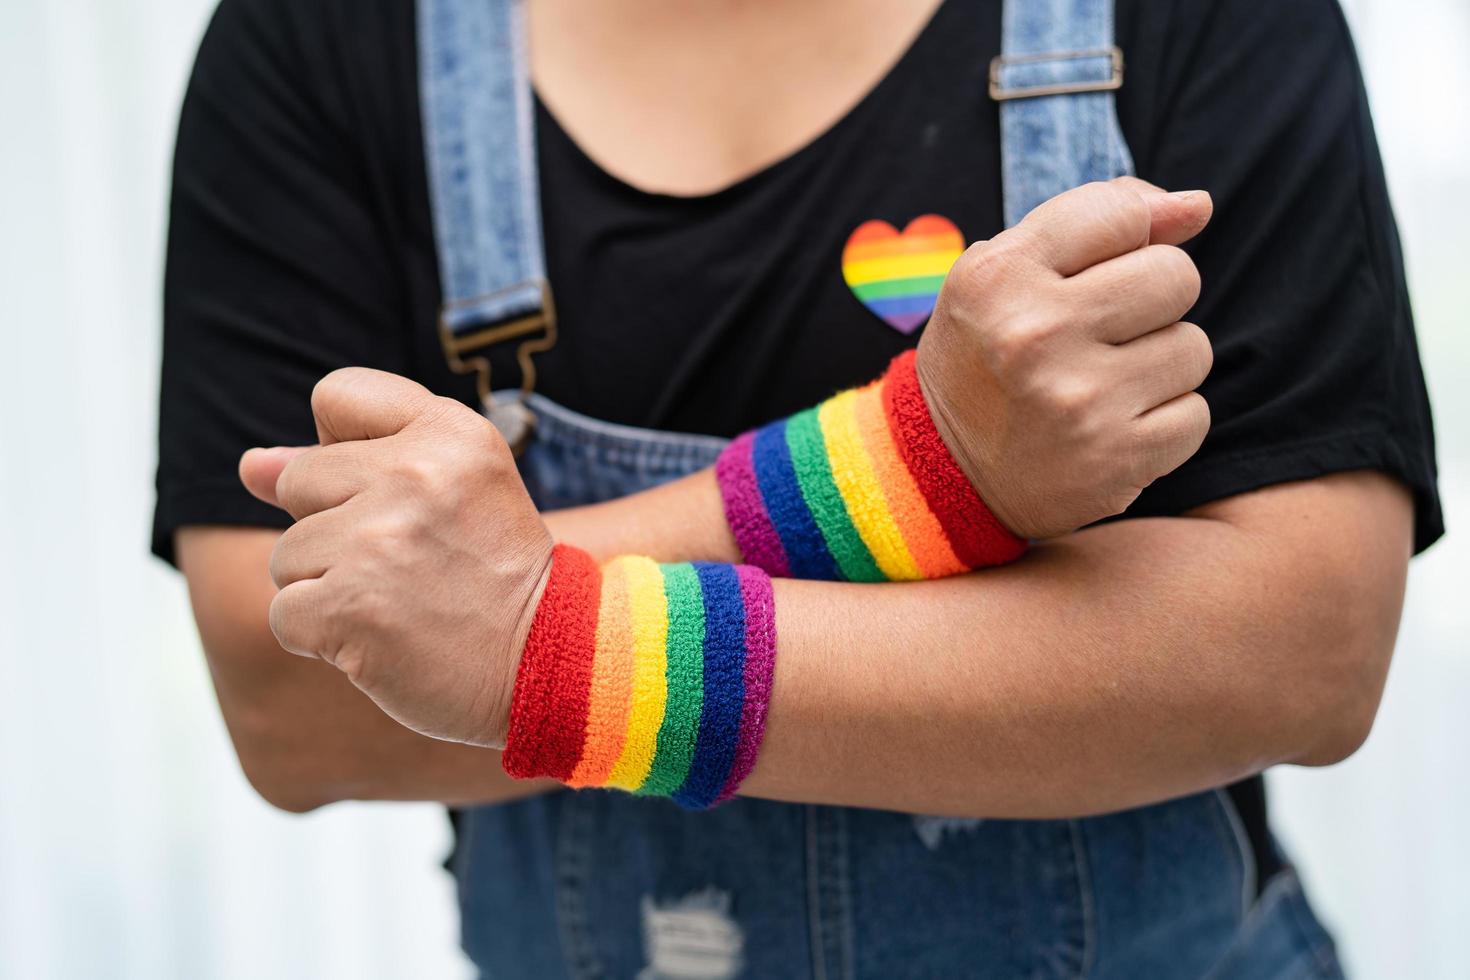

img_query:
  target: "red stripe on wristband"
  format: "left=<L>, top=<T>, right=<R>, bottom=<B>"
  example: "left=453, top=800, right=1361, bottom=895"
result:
left=502, top=544, right=602, bottom=781
left=880, top=350, right=1026, bottom=567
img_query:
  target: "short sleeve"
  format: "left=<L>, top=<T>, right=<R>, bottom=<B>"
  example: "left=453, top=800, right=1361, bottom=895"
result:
left=152, top=0, right=413, bottom=565
left=1119, top=0, right=1443, bottom=552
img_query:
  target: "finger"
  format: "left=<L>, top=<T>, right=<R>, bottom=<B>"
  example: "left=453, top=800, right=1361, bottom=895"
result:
left=1008, top=181, right=1152, bottom=276
left=1008, top=181, right=1211, bottom=277
left=1128, top=391, right=1211, bottom=486
left=268, top=577, right=331, bottom=660
left=268, top=510, right=346, bottom=589
left=274, top=442, right=374, bottom=521
left=311, top=367, right=443, bottom=446
left=240, top=446, right=314, bottom=509
left=1110, top=177, right=1213, bottom=248
left=1108, top=322, right=1213, bottom=414
left=1067, top=244, right=1202, bottom=343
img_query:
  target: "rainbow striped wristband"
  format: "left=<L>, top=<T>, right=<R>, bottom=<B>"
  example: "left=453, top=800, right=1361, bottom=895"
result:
left=502, top=544, right=776, bottom=809
left=716, top=350, right=1026, bottom=581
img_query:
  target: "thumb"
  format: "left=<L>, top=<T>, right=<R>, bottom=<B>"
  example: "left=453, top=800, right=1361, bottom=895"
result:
left=239, top=445, right=314, bottom=508
left=310, top=367, right=442, bottom=445
left=1111, top=176, right=1213, bottom=247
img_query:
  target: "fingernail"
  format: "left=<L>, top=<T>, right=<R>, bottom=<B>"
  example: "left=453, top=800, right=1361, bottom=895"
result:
left=1168, top=189, right=1206, bottom=201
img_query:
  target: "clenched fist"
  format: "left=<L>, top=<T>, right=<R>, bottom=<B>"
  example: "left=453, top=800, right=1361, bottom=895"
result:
left=918, top=178, right=1215, bottom=540
left=240, top=370, right=550, bottom=748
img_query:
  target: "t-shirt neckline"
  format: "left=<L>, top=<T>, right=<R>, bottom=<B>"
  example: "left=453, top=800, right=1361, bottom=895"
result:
left=532, top=0, right=957, bottom=208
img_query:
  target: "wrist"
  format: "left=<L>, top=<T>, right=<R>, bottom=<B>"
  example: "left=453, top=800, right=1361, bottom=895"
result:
left=482, top=547, right=555, bottom=749
left=910, top=348, right=1026, bottom=540
left=501, top=544, right=777, bottom=808
left=715, top=350, right=1025, bottom=582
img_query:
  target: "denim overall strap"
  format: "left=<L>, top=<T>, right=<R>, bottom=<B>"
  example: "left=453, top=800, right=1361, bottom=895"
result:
left=418, top=0, right=553, bottom=428
left=418, top=0, right=542, bottom=329
left=994, top=0, right=1135, bottom=228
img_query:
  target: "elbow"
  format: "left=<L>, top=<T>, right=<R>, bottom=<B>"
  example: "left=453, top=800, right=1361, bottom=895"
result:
left=241, top=762, right=333, bottom=815
left=224, top=701, right=340, bottom=814
left=1289, top=642, right=1391, bottom=767
left=1197, top=470, right=1412, bottom=775
left=1266, top=587, right=1401, bottom=769
left=1290, top=680, right=1383, bottom=768
left=1221, top=635, right=1389, bottom=776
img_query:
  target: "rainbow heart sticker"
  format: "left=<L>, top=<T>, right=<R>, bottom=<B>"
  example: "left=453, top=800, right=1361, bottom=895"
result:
left=842, top=215, right=966, bottom=334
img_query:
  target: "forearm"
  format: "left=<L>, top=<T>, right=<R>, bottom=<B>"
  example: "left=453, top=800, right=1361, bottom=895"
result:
left=545, top=468, right=736, bottom=563
left=179, top=527, right=554, bottom=811
left=739, top=472, right=1409, bottom=816
left=546, top=472, right=1408, bottom=817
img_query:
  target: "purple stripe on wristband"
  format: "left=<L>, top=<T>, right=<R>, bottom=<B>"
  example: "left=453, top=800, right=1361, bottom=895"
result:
left=716, top=564, right=778, bottom=803
left=716, top=432, right=792, bottom=577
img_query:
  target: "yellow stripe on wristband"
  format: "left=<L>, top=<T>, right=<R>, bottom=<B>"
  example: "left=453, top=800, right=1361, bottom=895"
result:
left=818, top=387, right=924, bottom=581
left=605, top=555, right=671, bottom=790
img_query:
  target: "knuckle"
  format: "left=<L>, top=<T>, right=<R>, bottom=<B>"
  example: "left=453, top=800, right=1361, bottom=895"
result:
left=1110, top=175, right=1164, bottom=196
left=954, top=239, right=1022, bottom=295
left=439, top=402, right=512, bottom=464
left=1177, top=322, right=1214, bottom=384
left=1186, top=393, right=1212, bottom=443
left=267, top=590, right=300, bottom=651
left=331, top=578, right=384, bottom=639
left=274, top=459, right=307, bottom=510
left=367, top=510, right=420, bottom=554
left=1045, top=373, right=1100, bottom=420
left=267, top=541, right=290, bottom=589
left=1126, top=247, right=1196, bottom=323
left=311, top=368, right=362, bottom=422
left=990, top=318, right=1048, bottom=366
left=394, top=454, right=449, bottom=494
left=1085, top=181, right=1151, bottom=251
left=1152, top=245, right=1202, bottom=312
left=332, top=645, right=367, bottom=686
left=426, top=395, right=476, bottom=431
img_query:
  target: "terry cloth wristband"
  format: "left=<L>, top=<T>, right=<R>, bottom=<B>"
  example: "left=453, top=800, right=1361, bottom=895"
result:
left=716, top=349, right=1026, bottom=582
left=502, top=544, right=777, bottom=809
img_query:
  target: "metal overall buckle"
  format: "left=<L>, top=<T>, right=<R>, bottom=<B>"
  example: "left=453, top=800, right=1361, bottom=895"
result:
left=988, top=46, right=1124, bottom=101
left=437, top=279, right=557, bottom=456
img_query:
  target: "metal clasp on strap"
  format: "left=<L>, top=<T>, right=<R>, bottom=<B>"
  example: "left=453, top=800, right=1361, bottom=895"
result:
left=438, top=279, right=557, bottom=454
left=988, top=46, right=1124, bottom=102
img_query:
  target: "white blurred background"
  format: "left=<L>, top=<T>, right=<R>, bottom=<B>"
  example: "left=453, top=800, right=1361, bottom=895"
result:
left=0, top=1, right=1464, bottom=977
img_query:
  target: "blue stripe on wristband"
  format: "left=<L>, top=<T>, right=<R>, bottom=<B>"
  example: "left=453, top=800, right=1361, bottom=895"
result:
left=673, top=562, right=749, bottom=810
left=751, top=420, right=840, bottom=581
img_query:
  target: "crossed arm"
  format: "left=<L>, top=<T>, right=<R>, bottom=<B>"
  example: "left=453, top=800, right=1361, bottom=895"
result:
left=180, top=464, right=1410, bottom=816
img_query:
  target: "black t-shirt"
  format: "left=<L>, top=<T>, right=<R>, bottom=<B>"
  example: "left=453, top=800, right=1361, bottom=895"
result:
left=153, top=0, right=1442, bottom=891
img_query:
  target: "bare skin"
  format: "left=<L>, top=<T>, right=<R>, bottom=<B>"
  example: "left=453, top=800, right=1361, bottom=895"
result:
left=236, top=181, right=1217, bottom=752
left=178, top=0, right=1414, bottom=813
left=193, top=452, right=1409, bottom=816
left=527, top=0, right=949, bottom=196
left=183, top=0, right=961, bottom=811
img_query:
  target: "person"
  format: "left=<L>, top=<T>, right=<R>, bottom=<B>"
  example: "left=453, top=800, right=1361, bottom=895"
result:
left=154, top=0, right=1441, bottom=976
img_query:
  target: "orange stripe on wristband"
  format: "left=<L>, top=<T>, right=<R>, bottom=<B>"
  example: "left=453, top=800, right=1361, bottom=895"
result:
left=852, top=380, right=967, bottom=578
left=880, top=350, right=1026, bottom=568
left=567, top=558, right=635, bottom=787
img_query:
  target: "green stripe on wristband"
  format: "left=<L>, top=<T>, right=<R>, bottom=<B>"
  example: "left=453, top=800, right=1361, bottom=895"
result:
left=639, top=562, right=706, bottom=796
left=785, top=407, right=885, bottom=583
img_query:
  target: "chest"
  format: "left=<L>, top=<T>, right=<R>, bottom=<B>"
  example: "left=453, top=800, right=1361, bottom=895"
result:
left=527, top=0, right=949, bottom=196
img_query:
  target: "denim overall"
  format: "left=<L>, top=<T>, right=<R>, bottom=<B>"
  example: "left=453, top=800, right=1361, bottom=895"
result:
left=417, top=1, right=1347, bottom=976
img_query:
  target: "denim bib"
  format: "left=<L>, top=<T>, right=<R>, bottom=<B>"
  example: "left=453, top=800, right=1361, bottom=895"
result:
left=418, top=2, right=1344, bottom=976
